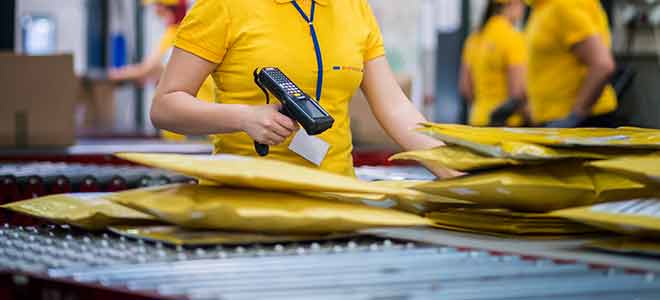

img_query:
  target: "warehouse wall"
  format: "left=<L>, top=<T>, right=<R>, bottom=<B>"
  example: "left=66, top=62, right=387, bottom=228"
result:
left=15, top=0, right=86, bottom=74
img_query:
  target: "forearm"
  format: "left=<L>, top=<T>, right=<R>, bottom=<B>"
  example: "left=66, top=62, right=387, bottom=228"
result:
left=573, top=67, right=612, bottom=117
left=376, top=99, right=443, bottom=151
left=151, top=91, right=248, bottom=135
left=361, top=58, right=443, bottom=151
left=571, top=36, right=616, bottom=117
left=459, top=64, right=474, bottom=104
left=376, top=100, right=464, bottom=178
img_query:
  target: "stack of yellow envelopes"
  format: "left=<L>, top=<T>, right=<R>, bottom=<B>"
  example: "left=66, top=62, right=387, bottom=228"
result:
left=392, top=124, right=660, bottom=212
left=3, top=153, right=452, bottom=241
left=388, top=124, right=660, bottom=238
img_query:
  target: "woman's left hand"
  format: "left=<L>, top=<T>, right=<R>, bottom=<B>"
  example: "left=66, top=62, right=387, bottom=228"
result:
left=425, top=163, right=466, bottom=180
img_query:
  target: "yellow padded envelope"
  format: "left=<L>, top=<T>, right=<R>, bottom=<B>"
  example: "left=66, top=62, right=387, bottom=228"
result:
left=588, top=153, right=660, bottom=185
left=417, top=124, right=658, bottom=160
left=414, top=162, right=653, bottom=212
left=109, top=225, right=356, bottom=246
left=116, top=153, right=421, bottom=199
left=106, top=184, right=431, bottom=234
left=1, top=193, right=157, bottom=230
left=390, top=146, right=523, bottom=171
left=552, top=198, right=660, bottom=237
left=302, top=180, right=472, bottom=215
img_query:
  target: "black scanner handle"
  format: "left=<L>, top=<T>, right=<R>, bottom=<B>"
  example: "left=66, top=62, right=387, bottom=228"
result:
left=253, top=68, right=291, bottom=157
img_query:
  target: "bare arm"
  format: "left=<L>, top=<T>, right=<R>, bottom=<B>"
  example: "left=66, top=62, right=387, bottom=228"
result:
left=507, top=65, right=531, bottom=122
left=151, top=47, right=297, bottom=145
left=571, top=36, right=616, bottom=117
left=459, top=63, right=474, bottom=104
left=108, top=46, right=166, bottom=82
left=507, top=65, right=526, bottom=101
left=361, top=57, right=462, bottom=178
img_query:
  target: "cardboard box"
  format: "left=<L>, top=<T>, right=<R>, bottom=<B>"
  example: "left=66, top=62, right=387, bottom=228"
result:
left=350, top=75, right=412, bottom=150
left=0, top=53, right=77, bottom=147
left=77, top=79, right=116, bottom=132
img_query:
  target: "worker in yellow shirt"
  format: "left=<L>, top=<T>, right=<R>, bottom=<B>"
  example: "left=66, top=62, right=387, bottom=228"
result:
left=526, top=0, right=618, bottom=127
left=149, top=0, right=460, bottom=178
left=459, top=0, right=529, bottom=127
left=108, top=0, right=216, bottom=141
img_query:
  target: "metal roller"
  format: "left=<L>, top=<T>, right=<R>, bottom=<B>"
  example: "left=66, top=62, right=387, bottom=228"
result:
left=0, top=224, right=658, bottom=300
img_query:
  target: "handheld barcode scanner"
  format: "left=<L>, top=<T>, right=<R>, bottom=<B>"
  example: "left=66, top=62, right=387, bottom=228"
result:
left=253, top=67, right=334, bottom=156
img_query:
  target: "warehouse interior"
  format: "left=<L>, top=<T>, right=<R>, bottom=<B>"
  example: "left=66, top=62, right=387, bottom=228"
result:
left=1, top=1, right=660, bottom=299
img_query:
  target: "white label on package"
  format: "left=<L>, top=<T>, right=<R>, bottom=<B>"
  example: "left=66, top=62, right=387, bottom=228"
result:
left=288, top=130, right=330, bottom=166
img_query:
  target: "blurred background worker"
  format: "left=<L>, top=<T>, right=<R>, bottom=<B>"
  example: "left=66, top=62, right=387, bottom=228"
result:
left=526, top=0, right=618, bottom=128
left=459, top=0, right=529, bottom=127
left=108, top=0, right=216, bottom=141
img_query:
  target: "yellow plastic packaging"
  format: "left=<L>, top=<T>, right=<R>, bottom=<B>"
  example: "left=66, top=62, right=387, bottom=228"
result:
left=109, top=226, right=355, bottom=246
left=107, top=184, right=432, bottom=234
left=116, top=153, right=420, bottom=198
left=588, top=153, right=660, bottom=185
left=427, top=208, right=601, bottom=237
left=551, top=198, right=660, bottom=236
left=303, top=180, right=472, bottom=215
left=419, top=123, right=660, bottom=149
left=586, top=238, right=660, bottom=257
left=414, top=162, right=653, bottom=212
left=1, top=193, right=157, bottom=230
left=417, top=124, right=658, bottom=160
left=389, top=146, right=523, bottom=171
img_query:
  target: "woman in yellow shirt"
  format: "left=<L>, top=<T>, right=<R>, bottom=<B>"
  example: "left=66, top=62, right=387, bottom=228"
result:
left=459, top=0, right=528, bottom=127
left=526, top=0, right=617, bottom=127
left=149, top=0, right=456, bottom=177
left=108, top=0, right=216, bottom=141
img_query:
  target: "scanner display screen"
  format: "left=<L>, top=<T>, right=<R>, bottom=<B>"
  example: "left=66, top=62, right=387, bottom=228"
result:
left=302, top=101, right=325, bottom=118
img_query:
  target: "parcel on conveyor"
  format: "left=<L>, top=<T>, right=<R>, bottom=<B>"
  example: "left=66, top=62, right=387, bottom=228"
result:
left=587, top=153, right=660, bottom=185
left=412, top=161, right=654, bottom=212
left=552, top=198, right=660, bottom=237
left=393, top=124, right=660, bottom=212
left=427, top=208, right=601, bottom=238
left=106, top=184, right=432, bottom=234
left=115, top=152, right=469, bottom=215
left=1, top=193, right=157, bottom=230
left=415, top=123, right=659, bottom=160
left=109, top=225, right=356, bottom=246
left=116, top=153, right=422, bottom=197
left=303, top=180, right=472, bottom=214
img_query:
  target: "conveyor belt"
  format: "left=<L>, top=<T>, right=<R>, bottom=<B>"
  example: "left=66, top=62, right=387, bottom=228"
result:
left=1, top=224, right=659, bottom=300
left=0, top=162, right=193, bottom=199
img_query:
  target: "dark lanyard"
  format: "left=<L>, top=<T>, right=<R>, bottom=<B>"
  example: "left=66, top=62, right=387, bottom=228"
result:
left=291, top=0, right=323, bottom=102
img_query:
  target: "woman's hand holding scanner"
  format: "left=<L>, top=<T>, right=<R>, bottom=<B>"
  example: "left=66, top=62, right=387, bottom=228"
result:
left=242, top=104, right=299, bottom=146
left=252, top=67, right=335, bottom=157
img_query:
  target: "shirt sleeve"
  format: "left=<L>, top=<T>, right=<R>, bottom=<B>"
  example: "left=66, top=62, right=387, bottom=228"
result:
left=462, top=35, right=478, bottom=66
left=504, top=31, right=527, bottom=66
left=174, top=0, right=232, bottom=64
left=554, top=3, right=599, bottom=48
left=360, top=0, right=386, bottom=62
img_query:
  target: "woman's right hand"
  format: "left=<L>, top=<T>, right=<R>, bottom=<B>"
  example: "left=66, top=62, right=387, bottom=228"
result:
left=241, top=104, right=299, bottom=145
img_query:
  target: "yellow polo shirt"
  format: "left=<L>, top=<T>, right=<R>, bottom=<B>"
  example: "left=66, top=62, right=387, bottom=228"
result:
left=174, top=0, right=385, bottom=176
left=462, top=33, right=481, bottom=69
left=527, top=0, right=617, bottom=124
left=160, top=26, right=217, bottom=141
left=464, top=16, right=526, bottom=126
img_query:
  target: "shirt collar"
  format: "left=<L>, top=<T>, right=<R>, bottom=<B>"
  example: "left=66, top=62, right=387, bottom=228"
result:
left=274, top=0, right=328, bottom=7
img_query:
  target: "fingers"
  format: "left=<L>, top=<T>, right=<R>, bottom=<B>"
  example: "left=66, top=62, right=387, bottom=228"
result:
left=266, top=119, right=293, bottom=139
left=249, top=104, right=300, bottom=146
left=264, top=133, right=285, bottom=146
left=274, top=113, right=299, bottom=132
